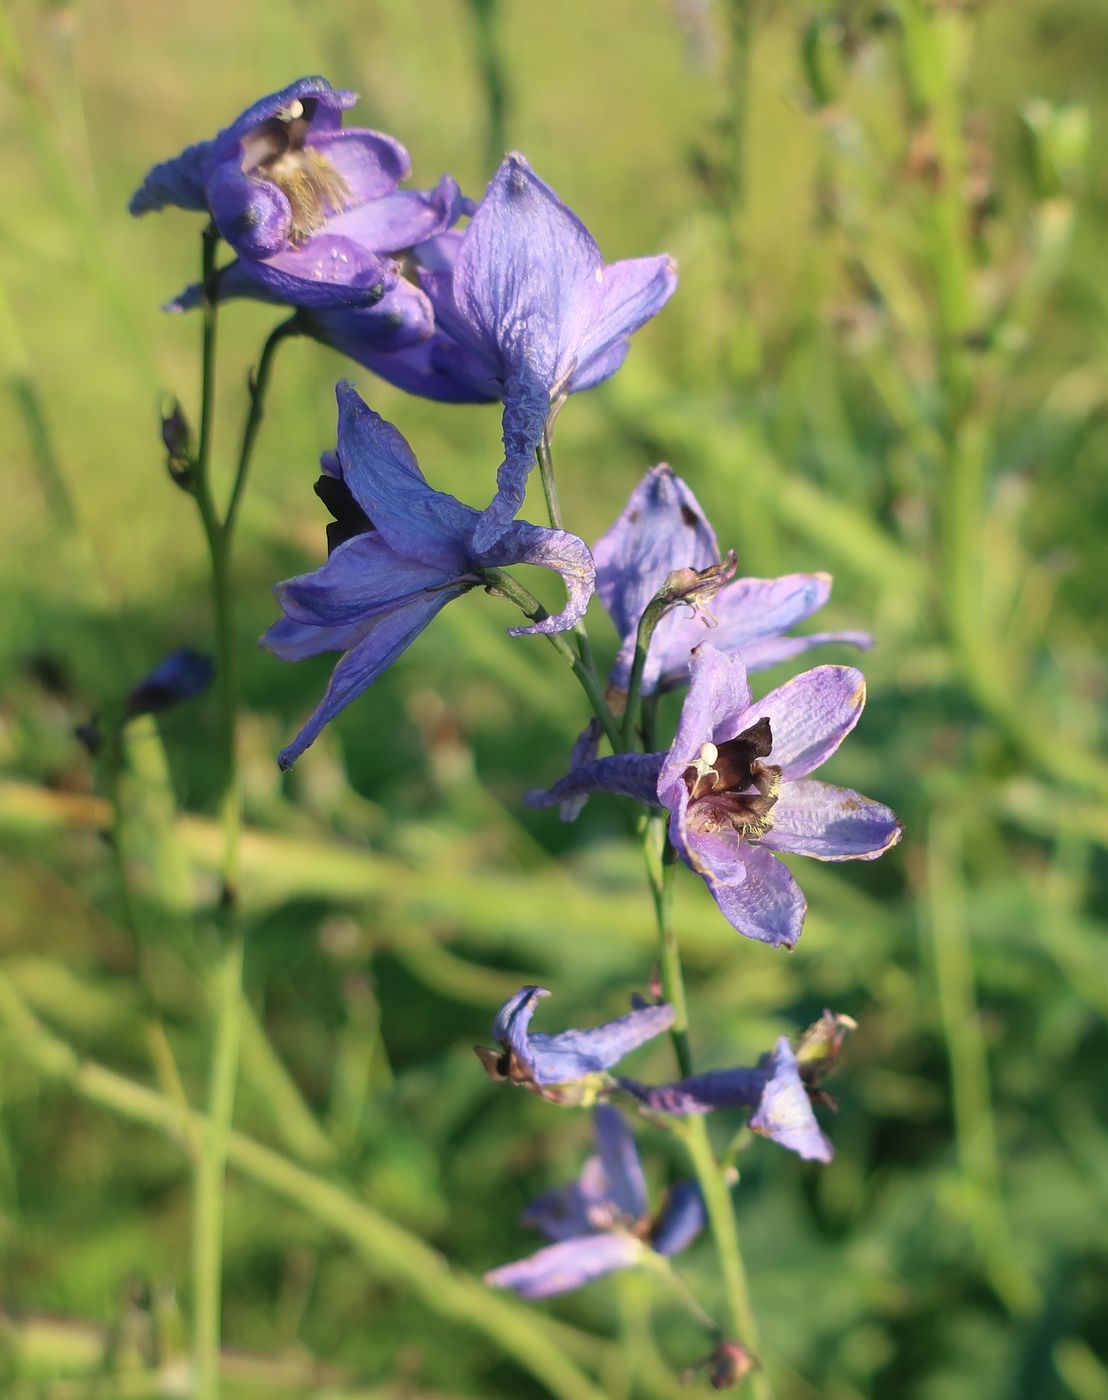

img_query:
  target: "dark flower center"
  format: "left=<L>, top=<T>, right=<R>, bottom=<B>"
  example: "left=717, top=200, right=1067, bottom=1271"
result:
left=314, top=474, right=375, bottom=555
left=682, top=716, right=781, bottom=840
left=241, top=97, right=350, bottom=243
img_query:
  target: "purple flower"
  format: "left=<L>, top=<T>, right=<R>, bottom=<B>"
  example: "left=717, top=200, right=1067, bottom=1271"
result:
left=621, top=1037, right=833, bottom=1163
left=527, top=644, right=902, bottom=947
left=132, top=76, right=461, bottom=343
left=475, top=986, right=674, bottom=1102
left=262, top=383, right=595, bottom=769
left=595, top=464, right=872, bottom=694
left=484, top=1105, right=705, bottom=1299
left=361, top=154, right=677, bottom=549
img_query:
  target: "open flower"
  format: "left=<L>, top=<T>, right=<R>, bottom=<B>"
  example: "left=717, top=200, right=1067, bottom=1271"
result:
left=485, top=1105, right=705, bottom=1299
left=263, top=383, right=594, bottom=768
left=596, top=464, right=871, bottom=694
left=132, top=76, right=460, bottom=340
left=620, top=1037, right=833, bottom=1163
left=475, top=986, right=674, bottom=1104
left=527, top=644, right=902, bottom=947
left=363, top=154, right=677, bottom=549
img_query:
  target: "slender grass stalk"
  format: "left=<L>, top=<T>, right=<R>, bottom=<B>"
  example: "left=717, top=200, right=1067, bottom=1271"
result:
left=923, top=807, right=1039, bottom=1316
left=641, top=813, right=771, bottom=1397
left=224, top=315, right=300, bottom=537
left=467, top=0, right=509, bottom=170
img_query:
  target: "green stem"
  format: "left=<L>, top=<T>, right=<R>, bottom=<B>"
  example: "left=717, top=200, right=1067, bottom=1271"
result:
left=535, top=433, right=604, bottom=682
left=466, top=0, right=508, bottom=170
left=0, top=974, right=612, bottom=1400
left=621, top=595, right=671, bottom=750
left=224, top=315, right=299, bottom=539
left=641, top=815, right=770, bottom=1396
left=480, top=566, right=621, bottom=749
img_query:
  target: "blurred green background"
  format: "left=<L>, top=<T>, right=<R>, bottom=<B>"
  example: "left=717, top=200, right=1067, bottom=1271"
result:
left=1, top=0, right=1106, bottom=1396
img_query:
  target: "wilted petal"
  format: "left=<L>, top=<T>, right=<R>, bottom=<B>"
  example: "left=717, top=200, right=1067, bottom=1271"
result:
left=478, top=521, right=596, bottom=637
left=736, top=665, right=867, bottom=780
left=595, top=465, right=718, bottom=645
left=334, top=383, right=473, bottom=566
left=759, top=779, right=902, bottom=861
left=650, top=1180, right=707, bottom=1256
left=593, top=1104, right=648, bottom=1223
left=525, top=752, right=664, bottom=811
left=275, top=535, right=453, bottom=627
left=472, top=364, right=553, bottom=552
left=692, top=840, right=808, bottom=949
left=749, top=1039, right=833, bottom=1163
left=491, top=985, right=549, bottom=1070
left=484, top=1232, right=643, bottom=1299
left=575, top=255, right=677, bottom=379
left=276, top=590, right=456, bottom=769
left=657, top=645, right=752, bottom=807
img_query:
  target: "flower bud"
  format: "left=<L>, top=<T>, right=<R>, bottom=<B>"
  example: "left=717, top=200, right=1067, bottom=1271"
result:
left=161, top=398, right=194, bottom=491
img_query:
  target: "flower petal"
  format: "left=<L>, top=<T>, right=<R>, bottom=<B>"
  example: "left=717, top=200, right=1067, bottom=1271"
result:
left=491, top=985, right=549, bottom=1073
left=567, top=337, right=629, bottom=392
left=525, top=753, right=664, bottom=811
left=650, top=1180, right=707, bottom=1256
left=484, top=1233, right=643, bottom=1299
left=529, top=1004, right=675, bottom=1085
left=736, top=665, right=867, bottom=780
left=759, top=779, right=902, bottom=861
left=316, top=333, right=496, bottom=403
left=322, top=174, right=463, bottom=252
left=241, top=237, right=397, bottom=310
left=522, top=1156, right=611, bottom=1240
left=304, top=126, right=410, bottom=203
left=749, top=1039, right=833, bottom=1163
left=557, top=718, right=603, bottom=821
left=205, top=162, right=292, bottom=259
left=595, top=464, right=719, bottom=648
left=260, top=614, right=373, bottom=661
left=334, top=383, right=474, bottom=567
left=593, top=1104, right=648, bottom=1223
left=575, top=255, right=677, bottom=380
left=689, top=840, right=808, bottom=949
left=477, top=521, right=596, bottom=637
left=734, top=628, right=873, bottom=673
left=303, top=278, right=436, bottom=354
left=619, top=1065, right=767, bottom=1116
left=471, top=364, right=553, bottom=551
left=657, top=645, right=752, bottom=808
left=274, top=534, right=453, bottom=627
left=276, top=590, right=456, bottom=768
left=129, top=139, right=212, bottom=216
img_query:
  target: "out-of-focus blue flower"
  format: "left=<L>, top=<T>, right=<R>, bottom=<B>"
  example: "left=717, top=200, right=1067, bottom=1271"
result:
left=133, top=76, right=461, bottom=346
left=263, top=383, right=595, bottom=769
left=125, top=648, right=215, bottom=717
left=621, top=1037, right=833, bottom=1163
left=475, top=986, right=674, bottom=1103
left=485, top=1104, right=705, bottom=1300
left=355, top=154, right=677, bottom=549
left=528, top=644, right=902, bottom=948
left=596, top=464, right=871, bottom=694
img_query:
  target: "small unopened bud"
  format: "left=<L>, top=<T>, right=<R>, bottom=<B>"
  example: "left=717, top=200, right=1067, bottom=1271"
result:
left=161, top=398, right=194, bottom=490
left=682, top=1339, right=758, bottom=1391
left=658, top=550, right=738, bottom=612
left=794, top=1008, right=857, bottom=1089
left=125, top=648, right=214, bottom=719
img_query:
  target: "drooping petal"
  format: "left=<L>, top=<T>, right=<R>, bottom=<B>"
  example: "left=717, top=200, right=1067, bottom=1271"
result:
left=657, top=645, right=752, bottom=808
left=557, top=718, right=603, bottom=821
left=574, top=255, right=678, bottom=380
left=594, top=465, right=719, bottom=645
left=334, top=383, right=474, bottom=567
left=477, top=521, right=596, bottom=637
left=484, top=1232, right=643, bottom=1299
left=688, top=839, right=808, bottom=949
left=276, top=589, right=457, bottom=769
left=593, top=1104, right=648, bottom=1223
left=525, top=753, right=665, bottom=811
left=240, top=237, right=398, bottom=310
left=303, top=126, right=410, bottom=204
left=471, top=364, right=553, bottom=551
left=735, top=665, right=867, bottom=780
left=491, top=986, right=549, bottom=1068
left=321, top=174, right=463, bottom=252
left=650, top=1180, right=707, bottom=1256
left=733, top=628, right=873, bottom=675
left=274, top=534, right=454, bottom=627
left=749, top=1039, right=833, bottom=1163
left=260, top=614, right=374, bottom=661
left=758, top=779, right=902, bottom=861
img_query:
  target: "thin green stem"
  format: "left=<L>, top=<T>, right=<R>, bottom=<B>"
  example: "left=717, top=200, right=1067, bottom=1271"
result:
left=480, top=566, right=621, bottom=749
left=640, top=815, right=771, bottom=1395
left=621, top=596, right=671, bottom=750
left=0, top=974, right=611, bottom=1400
left=466, top=0, right=509, bottom=170
left=224, top=316, right=299, bottom=538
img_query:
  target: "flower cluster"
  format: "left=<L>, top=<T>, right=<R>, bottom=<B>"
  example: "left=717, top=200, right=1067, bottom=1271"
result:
left=133, top=74, right=902, bottom=1366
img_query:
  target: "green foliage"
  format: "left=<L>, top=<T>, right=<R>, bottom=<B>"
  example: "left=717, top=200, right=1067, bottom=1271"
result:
left=0, top=0, right=1106, bottom=1396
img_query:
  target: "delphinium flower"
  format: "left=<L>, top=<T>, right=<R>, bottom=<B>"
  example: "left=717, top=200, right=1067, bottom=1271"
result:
left=132, top=76, right=462, bottom=355
left=596, top=463, right=871, bottom=695
left=264, top=383, right=595, bottom=768
left=484, top=1104, right=705, bottom=1299
left=347, top=153, right=678, bottom=548
left=619, top=1036, right=834, bottom=1162
left=474, top=985, right=675, bottom=1105
left=528, top=644, right=902, bottom=947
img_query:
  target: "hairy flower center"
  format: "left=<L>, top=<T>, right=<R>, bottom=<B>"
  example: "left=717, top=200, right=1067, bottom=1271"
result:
left=241, top=97, right=351, bottom=244
left=682, top=716, right=781, bottom=840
